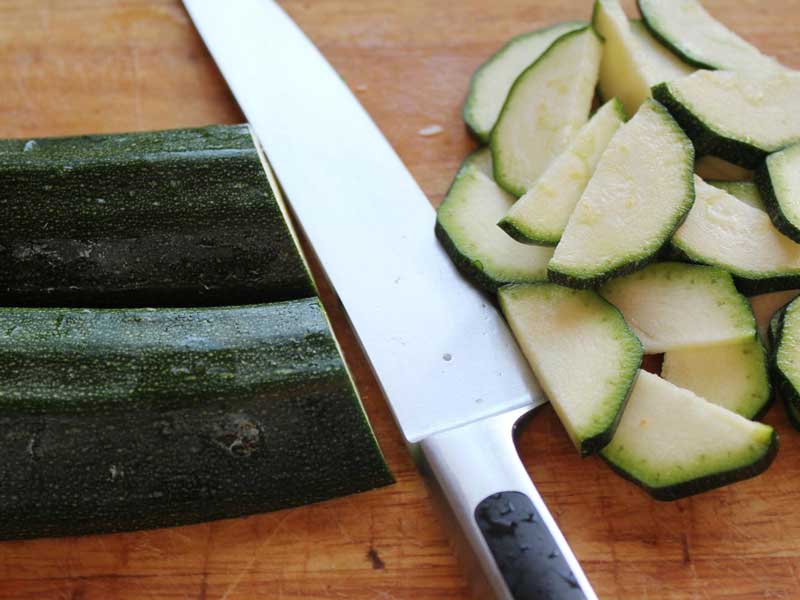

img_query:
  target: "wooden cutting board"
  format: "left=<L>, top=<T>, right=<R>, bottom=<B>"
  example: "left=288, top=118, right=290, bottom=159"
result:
left=0, top=1, right=798, bottom=598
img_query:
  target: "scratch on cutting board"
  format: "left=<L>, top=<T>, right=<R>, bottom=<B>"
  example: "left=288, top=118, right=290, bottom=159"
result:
left=218, top=512, right=292, bottom=600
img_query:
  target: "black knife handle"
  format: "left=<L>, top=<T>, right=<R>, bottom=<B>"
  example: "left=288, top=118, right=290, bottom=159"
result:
left=476, top=491, right=586, bottom=600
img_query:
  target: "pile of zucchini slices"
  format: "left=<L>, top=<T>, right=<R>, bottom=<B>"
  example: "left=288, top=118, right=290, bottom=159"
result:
left=438, top=0, right=800, bottom=500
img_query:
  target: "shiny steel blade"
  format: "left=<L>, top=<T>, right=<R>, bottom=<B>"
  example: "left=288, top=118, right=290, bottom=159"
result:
left=183, top=0, right=544, bottom=443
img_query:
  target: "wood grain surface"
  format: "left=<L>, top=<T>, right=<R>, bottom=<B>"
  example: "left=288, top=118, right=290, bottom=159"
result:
left=0, top=1, right=799, bottom=598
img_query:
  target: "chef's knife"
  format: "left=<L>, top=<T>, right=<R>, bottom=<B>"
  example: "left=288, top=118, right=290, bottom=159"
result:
left=183, top=2, right=596, bottom=598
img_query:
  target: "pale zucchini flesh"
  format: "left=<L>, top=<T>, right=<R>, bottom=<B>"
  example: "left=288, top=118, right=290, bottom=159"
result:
left=498, top=99, right=626, bottom=246
left=548, top=99, right=694, bottom=288
left=463, top=21, right=587, bottom=142
left=708, top=181, right=763, bottom=211
left=593, top=0, right=692, bottom=117
left=599, top=262, right=756, bottom=353
left=435, top=151, right=553, bottom=292
left=638, top=0, right=787, bottom=73
left=499, top=283, right=642, bottom=455
left=654, top=70, right=800, bottom=169
left=491, top=27, right=602, bottom=196
left=662, top=337, right=771, bottom=420
left=756, top=143, right=800, bottom=243
left=672, top=176, right=800, bottom=294
left=601, top=371, right=778, bottom=501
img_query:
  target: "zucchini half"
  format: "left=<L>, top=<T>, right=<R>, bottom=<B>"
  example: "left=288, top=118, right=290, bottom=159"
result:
left=0, top=125, right=315, bottom=307
left=756, top=143, right=800, bottom=243
left=0, top=299, right=392, bottom=539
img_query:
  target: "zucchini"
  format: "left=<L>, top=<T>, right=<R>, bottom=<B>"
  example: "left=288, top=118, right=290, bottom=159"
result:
left=498, top=99, right=626, bottom=246
left=709, top=181, right=763, bottom=211
left=548, top=99, right=694, bottom=288
left=0, top=125, right=315, bottom=307
left=599, top=263, right=756, bottom=353
left=463, top=21, right=587, bottom=142
left=435, top=150, right=553, bottom=292
left=491, top=26, right=602, bottom=196
left=770, top=297, right=800, bottom=417
left=637, top=0, right=787, bottom=73
left=672, top=176, right=800, bottom=294
left=750, top=290, right=799, bottom=345
left=661, top=338, right=771, bottom=419
left=756, top=143, right=800, bottom=243
left=601, top=371, right=778, bottom=501
left=654, top=71, right=800, bottom=169
left=0, top=299, right=392, bottom=539
left=593, top=0, right=692, bottom=117
left=788, top=396, right=800, bottom=431
left=498, top=283, right=642, bottom=456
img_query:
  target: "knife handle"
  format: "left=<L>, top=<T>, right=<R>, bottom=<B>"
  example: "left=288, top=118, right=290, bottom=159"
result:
left=419, top=406, right=596, bottom=600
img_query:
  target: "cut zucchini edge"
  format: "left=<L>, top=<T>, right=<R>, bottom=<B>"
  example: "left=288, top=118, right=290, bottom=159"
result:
left=601, top=371, right=779, bottom=501
left=756, top=145, right=800, bottom=244
left=547, top=99, right=695, bottom=289
left=435, top=150, right=552, bottom=292
left=491, top=26, right=602, bottom=196
left=653, top=81, right=767, bottom=170
left=463, top=21, right=588, bottom=142
left=498, top=283, right=643, bottom=455
left=770, top=300, right=800, bottom=417
left=637, top=0, right=785, bottom=72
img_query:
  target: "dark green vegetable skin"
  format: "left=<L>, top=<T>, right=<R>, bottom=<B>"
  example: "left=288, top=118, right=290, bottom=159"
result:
left=653, top=83, right=767, bottom=170
left=0, top=125, right=314, bottom=307
left=768, top=304, right=800, bottom=432
left=755, top=160, right=800, bottom=244
left=0, top=299, right=392, bottom=539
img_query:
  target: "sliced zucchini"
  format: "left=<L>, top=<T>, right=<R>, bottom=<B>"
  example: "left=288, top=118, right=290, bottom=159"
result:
left=464, top=21, right=587, bottom=142
left=548, top=99, right=694, bottom=288
left=695, top=155, right=754, bottom=182
left=771, top=298, right=800, bottom=420
left=750, top=290, right=799, bottom=345
left=662, top=338, right=771, bottom=419
left=435, top=151, right=553, bottom=292
left=463, top=146, right=494, bottom=177
left=498, top=99, right=626, bottom=245
left=601, top=371, right=778, bottom=501
left=672, top=176, right=800, bottom=294
left=638, top=0, right=787, bottom=73
left=654, top=70, right=800, bottom=169
left=593, top=0, right=692, bottom=117
left=756, top=143, right=800, bottom=243
left=709, top=181, right=764, bottom=211
left=491, top=27, right=602, bottom=196
left=787, top=396, right=800, bottom=431
left=498, top=283, right=642, bottom=455
left=599, top=262, right=756, bottom=353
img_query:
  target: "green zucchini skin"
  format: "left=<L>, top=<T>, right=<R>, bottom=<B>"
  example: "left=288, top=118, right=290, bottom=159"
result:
left=601, top=431, right=779, bottom=501
left=0, top=125, right=315, bottom=307
left=755, top=156, right=800, bottom=244
left=0, top=299, right=392, bottom=539
left=653, top=83, right=766, bottom=169
left=768, top=304, right=800, bottom=421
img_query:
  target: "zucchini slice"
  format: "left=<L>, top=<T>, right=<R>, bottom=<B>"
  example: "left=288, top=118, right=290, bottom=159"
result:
left=750, top=290, right=799, bottom=345
left=599, top=262, right=756, bottom=353
left=654, top=70, right=800, bottom=169
left=696, top=155, right=754, bottom=182
left=498, top=99, right=626, bottom=246
left=0, top=299, right=392, bottom=539
left=593, top=0, right=692, bottom=117
left=601, top=371, right=778, bottom=501
left=756, top=143, right=800, bottom=243
left=709, top=181, right=764, bottom=211
left=672, top=176, right=800, bottom=294
left=771, top=298, right=800, bottom=422
left=498, top=283, right=642, bottom=456
left=464, top=21, right=587, bottom=142
left=491, top=26, right=602, bottom=196
left=638, top=0, right=787, bottom=73
left=435, top=150, right=553, bottom=292
left=548, top=99, right=694, bottom=288
left=0, top=125, right=315, bottom=307
left=661, top=338, right=771, bottom=419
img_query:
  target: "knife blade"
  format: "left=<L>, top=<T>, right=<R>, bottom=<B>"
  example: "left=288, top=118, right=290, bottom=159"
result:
left=183, top=2, right=596, bottom=598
